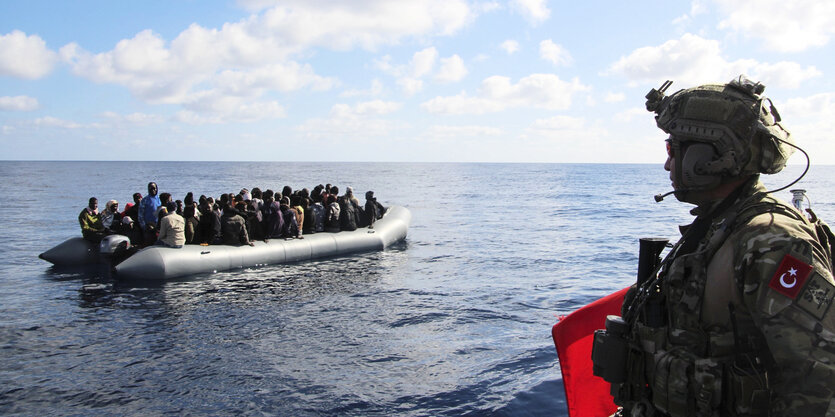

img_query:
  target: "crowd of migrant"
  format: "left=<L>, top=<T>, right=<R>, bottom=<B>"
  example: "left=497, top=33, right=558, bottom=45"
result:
left=78, top=182, right=387, bottom=249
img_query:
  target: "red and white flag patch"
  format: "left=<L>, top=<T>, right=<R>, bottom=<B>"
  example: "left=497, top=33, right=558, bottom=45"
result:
left=768, top=254, right=814, bottom=299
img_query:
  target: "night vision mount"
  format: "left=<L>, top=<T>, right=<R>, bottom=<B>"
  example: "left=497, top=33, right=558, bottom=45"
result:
left=645, top=80, right=673, bottom=114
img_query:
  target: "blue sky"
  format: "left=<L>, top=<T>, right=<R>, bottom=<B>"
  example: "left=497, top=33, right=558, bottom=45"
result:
left=2, top=0, right=834, bottom=163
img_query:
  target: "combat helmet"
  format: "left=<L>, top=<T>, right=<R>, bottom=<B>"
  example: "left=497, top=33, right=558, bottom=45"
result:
left=646, top=75, right=795, bottom=189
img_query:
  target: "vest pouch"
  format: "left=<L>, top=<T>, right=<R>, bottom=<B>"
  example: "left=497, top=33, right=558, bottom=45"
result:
left=635, top=321, right=667, bottom=354
left=592, top=316, right=630, bottom=383
left=652, top=350, right=694, bottom=417
left=726, top=362, right=769, bottom=416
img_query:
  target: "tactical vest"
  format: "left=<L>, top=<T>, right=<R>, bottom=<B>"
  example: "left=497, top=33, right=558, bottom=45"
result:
left=614, top=196, right=807, bottom=417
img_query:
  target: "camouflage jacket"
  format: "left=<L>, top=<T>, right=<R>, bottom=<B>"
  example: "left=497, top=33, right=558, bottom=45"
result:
left=619, top=178, right=835, bottom=417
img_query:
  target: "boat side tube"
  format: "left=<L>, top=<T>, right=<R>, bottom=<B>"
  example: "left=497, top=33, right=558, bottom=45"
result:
left=39, top=237, right=100, bottom=266
left=114, top=205, right=410, bottom=280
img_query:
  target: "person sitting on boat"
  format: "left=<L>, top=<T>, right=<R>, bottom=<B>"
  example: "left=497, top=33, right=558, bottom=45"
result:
left=325, top=194, right=341, bottom=233
left=290, top=194, right=305, bottom=237
left=248, top=188, right=264, bottom=238
left=279, top=197, right=301, bottom=239
left=100, top=200, right=123, bottom=233
left=338, top=188, right=359, bottom=232
left=282, top=186, right=293, bottom=201
left=182, top=193, right=200, bottom=245
left=122, top=192, right=141, bottom=224
left=120, top=216, right=142, bottom=246
left=138, top=182, right=161, bottom=246
left=362, top=191, right=385, bottom=228
left=79, top=197, right=106, bottom=243
left=262, top=189, right=283, bottom=240
left=309, top=195, right=325, bottom=233
left=221, top=203, right=254, bottom=246
left=156, top=202, right=185, bottom=249
left=301, top=196, right=315, bottom=235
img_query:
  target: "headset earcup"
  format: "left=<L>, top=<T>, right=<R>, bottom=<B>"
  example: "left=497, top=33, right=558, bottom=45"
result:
left=681, top=143, right=721, bottom=189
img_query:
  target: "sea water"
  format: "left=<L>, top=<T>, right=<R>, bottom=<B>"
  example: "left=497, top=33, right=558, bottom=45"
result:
left=1, top=161, right=834, bottom=416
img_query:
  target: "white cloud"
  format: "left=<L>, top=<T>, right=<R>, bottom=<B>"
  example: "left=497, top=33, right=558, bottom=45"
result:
left=613, top=107, right=647, bottom=122
left=379, top=47, right=466, bottom=92
left=476, top=1, right=501, bottom=13
left=607, top=33, right=820, bottom=88
left=690, top=0, right=708, bottom=16
left=421, top=74, right=589, bottom=114
left=177, top=94, right=285, bottom=124
left=213, top=63, right=338, bottom=95
left=101, top=111, right=165, bottom=125
left=59, top=0, right=473, bottom=111
left=340, top=79, right=385, bottom=98
left=500, top=40, right=519, bottom=54
left=715, top=0, right=835, bottom=52
left=435, top=55, right=467, bottom=82
left=424, top=125, right=503, bottom=140
left=0, top=31, right=59, bottom=79
left=673, top=0, right=709, bottom=26
left=295, top=102, right=403, bottom=141
left=539, top=39, right=572, bottom=67
left=748, top=61, right=821, bottom=89
left=604, top=92, right=626, bottom=103
left=397, top=77, right=424, bottom=96
left=330, top=100, right=402, bottom=118
left=33, top=116, right=83, bottom=129
left=510, top=0, right=551, bottom=25
left=0, top=95, right=40, bottom=111
left=780, top=93, right=835, bottom=152
left=411, top=47, right=438, bottom=78
left=259, top=0, right=473, bottom=50
left=522, top=115, right=611, bottom=152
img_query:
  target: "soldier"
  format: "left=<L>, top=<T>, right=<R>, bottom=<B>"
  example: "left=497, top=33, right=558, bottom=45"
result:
left=594, top=76, right=835, bottom=416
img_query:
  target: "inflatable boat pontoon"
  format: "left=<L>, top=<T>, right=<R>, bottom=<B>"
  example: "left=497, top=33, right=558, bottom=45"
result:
left=40, top=205, right=410, bottom=280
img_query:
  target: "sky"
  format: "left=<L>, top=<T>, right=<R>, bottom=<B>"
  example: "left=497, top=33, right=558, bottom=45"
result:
left=1, top=0, right=834, bottom=163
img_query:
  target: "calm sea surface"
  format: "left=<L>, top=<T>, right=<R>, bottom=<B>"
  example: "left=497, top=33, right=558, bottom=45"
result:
left=1, top=161, right=834, bottom=416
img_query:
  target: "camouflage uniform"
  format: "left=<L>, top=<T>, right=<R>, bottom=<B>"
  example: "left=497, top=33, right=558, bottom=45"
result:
left=607, top=77, right=835, bottom=417
left=614, top=176, right=835, bottom=416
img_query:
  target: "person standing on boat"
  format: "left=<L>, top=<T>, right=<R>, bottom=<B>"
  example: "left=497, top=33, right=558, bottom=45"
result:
left=593, top=76, right=835, bottom=417
left=156, top=202, right=185, bottom=249
left=79, top=197, right=106, bottom=243
left=138, top=182, right=161, bottom=246
left=122, top=192, right=141, bottom=224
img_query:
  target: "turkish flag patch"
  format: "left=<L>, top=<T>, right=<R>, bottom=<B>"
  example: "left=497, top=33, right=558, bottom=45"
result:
left=768, top=254, right=814, bottom=299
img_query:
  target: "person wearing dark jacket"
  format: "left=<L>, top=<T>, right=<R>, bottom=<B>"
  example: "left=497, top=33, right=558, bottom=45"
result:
left=183, top=199, right=199, bottom=244
left=279, top=197, right=301, bottom=238
left=338, top=190, right=359, bottom=232
left=221, top=205, right=253, bottom=246
left=122, top=192, right=141, bottom=224
left=362, top=191, right=385, bottom=228
left=262, top=189, right=283, bottom=240
left=325, top=194, right=341, bottom=233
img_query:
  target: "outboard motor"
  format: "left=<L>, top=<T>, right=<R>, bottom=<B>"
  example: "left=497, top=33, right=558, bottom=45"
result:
left=99, top=234, right=135, bottom=269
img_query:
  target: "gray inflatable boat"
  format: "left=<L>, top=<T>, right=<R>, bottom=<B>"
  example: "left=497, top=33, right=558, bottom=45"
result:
left=41, top=205, right=411, bottom=280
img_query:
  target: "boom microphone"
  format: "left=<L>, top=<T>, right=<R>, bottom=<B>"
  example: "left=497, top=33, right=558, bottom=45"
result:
left=654, top=190, right=676, bottom=202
